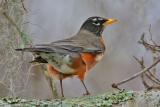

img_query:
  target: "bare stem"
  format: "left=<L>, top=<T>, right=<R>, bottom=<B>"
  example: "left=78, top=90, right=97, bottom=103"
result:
left=112, top=58, right=160, bottom=87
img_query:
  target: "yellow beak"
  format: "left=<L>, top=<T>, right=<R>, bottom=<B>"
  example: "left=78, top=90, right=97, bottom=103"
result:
left=103, top=19, right=117, bottom=26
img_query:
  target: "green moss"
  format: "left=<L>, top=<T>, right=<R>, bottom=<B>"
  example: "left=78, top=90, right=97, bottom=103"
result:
left=0, top=90, right=134, bottom=107
left=64, top=90, right=134, bottom=107
left=20, top=31, right=32, bottom=47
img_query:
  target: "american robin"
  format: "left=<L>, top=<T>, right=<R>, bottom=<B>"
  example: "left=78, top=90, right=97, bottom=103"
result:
left=16, top=16, right=117, bottom=97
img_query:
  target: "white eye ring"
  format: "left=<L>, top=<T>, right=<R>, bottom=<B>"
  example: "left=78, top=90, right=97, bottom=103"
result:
left=98, top=17, right=103, bottom=20
left=92, top=18, right=97, bottom=21
left=93, top=22, right=100, bottom=26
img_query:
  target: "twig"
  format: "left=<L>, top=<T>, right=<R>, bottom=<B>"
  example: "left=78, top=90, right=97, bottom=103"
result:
left=147, top=86, right=160, bottom=90
left=133, top=56, right=144, bottom=65
left=149, top=24, right=157, bottom=45
left=20, top=0, right=27, bottom=12
left=141, top=74, right=150, bottom=88
left=147, top=71, right=160, bottom=83
left=112, top=58, right=160, bottom=88
left=2, top=12, right=21, bottom=34
left=133, top=56, right=160, bottom=87
left=145, top=73, right=160, bottom=85
left=133, top=56, right=151, bottom=88
left=138, top=33, right=160, bottom=52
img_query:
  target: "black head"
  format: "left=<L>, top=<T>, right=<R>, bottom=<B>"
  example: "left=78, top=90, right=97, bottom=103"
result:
left=80, top=16, right=117, bottom=36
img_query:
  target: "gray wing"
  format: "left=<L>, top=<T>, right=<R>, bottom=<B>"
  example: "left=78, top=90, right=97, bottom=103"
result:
left=15, top=43, right=85, bottom=74
left=32, top=37, right=103, bottom=53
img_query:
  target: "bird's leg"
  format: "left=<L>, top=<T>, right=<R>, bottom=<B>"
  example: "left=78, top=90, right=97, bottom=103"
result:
left=44, top=71, right=58, bottom=98
left=80, top=80, right=90, bottom=95
left=42, top=66, right=58, bottom=98
left=48, top=77, right=58, bottom=98
left=60, top=79, right=64, bottom=97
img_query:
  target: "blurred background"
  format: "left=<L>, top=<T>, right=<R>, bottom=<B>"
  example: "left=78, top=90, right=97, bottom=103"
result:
left=0, top=0, right=160, bottom=99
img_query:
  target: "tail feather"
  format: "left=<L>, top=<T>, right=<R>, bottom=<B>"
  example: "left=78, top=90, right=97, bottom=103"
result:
left=15, top=48, right=36, bottom=52
left=15, top=48, right=23, bottom=51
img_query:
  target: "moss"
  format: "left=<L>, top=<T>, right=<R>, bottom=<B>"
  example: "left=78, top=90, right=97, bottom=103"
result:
left=0, top=90, right=134, bottom=107
left=63, top=90, right=134, bottom=107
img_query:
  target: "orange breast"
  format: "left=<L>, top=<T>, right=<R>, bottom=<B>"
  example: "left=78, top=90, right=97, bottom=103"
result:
left=47, top=64, right=62, bottom=79
left=47, top=53, right=103, bottom=80
left=80, top=53, right=97, bottom=70
left=47, top=64, right=74, bottom=79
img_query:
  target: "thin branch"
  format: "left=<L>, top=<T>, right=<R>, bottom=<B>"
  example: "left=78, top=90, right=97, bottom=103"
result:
left=20, top=0, right=27, bottom=12
left=141, top=74, right=150, bottom=88
left=145, top=73, right=160, bottom=85
left=147, top=86, right=160, bottom=90
left=2, top=12, right=21, bottom=34
left=133, top=56, right=144, bottom=65
left=149, top=24, right=157, bottom=45
left=112, top=58, right=160, bottom=88
left=134, top=56, right=160, bottom=87
left=147, top=71, right=160, bottom=83
left=133, top=56, right=151, bottom=88
left=138, top=33, right=160, bottom=52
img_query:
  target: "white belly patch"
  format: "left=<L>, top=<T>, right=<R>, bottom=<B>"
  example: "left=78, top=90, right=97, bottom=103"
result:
left=95, top=53, right=104, bottom=62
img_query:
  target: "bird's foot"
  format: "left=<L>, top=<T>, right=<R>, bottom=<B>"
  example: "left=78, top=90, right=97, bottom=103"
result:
left=83, top=92, right=90, bottom=96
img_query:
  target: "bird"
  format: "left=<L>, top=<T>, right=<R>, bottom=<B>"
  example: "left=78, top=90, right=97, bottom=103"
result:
left=15, top=16, right=117, bottom=97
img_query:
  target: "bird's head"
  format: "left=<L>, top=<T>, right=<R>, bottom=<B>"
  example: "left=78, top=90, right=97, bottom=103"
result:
left=80, top=16, right=117, bottom=36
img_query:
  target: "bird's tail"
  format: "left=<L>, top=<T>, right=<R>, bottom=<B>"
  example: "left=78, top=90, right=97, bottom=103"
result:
left=15, top=48, right=37, bottom=52
left=15, top=48, right=24, bottom=51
